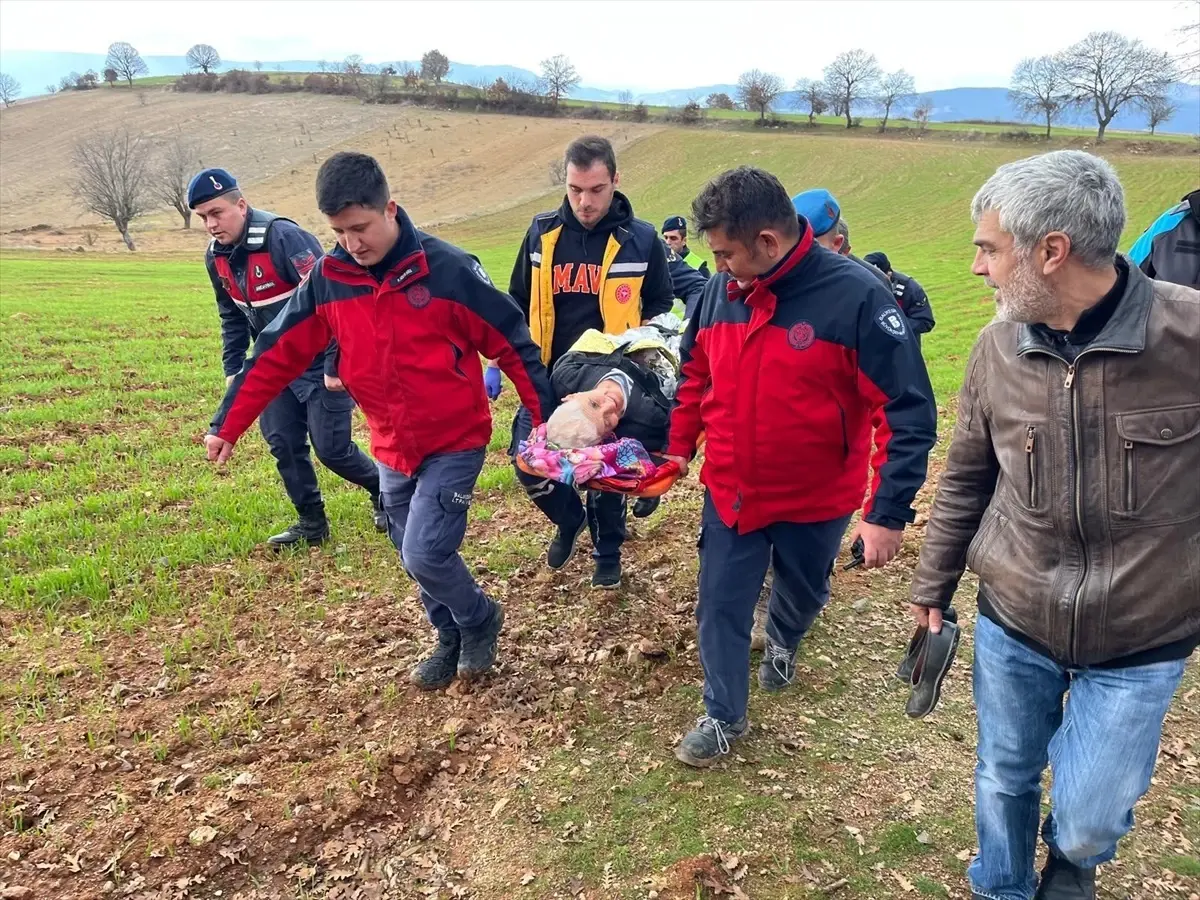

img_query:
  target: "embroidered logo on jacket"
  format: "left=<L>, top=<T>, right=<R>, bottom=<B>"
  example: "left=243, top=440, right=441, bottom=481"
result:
left=788, top=321, right=815, bottom=350
left=615, top=284, right=633, bottom=304
left=407, top=285, right=432, bottom=308
left=290, top=251, right=317, bottom=279
left=875, top=306, right=908, bottom=339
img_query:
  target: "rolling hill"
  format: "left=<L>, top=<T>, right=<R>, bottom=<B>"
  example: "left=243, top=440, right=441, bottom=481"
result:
left=4, top=48, right=1197, bottom=133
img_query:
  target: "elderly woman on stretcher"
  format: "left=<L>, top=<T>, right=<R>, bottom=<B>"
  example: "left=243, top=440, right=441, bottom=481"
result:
left=516, top=313, right=688, bottom=497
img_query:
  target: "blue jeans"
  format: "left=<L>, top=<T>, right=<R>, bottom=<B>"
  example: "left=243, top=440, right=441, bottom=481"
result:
left=970, top=614, right=1186, bottom=900
left=377, top=449, right=491, bottom=631
left=695, top=492, right=851, bottom=723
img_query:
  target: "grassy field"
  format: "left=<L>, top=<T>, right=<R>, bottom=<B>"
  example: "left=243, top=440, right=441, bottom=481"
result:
left=558, top=96, right=1198, bottom=143
left=119, top=72, right=1194, bottom=143
left=1, top=131, right=1197, bottom=900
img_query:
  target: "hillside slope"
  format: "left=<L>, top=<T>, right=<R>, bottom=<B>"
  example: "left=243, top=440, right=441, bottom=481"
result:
left=0, top=90, right=656, bottom=251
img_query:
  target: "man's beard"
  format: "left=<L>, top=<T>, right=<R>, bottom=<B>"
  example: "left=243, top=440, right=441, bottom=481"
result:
left=990, top=253, right=1061, bottom=325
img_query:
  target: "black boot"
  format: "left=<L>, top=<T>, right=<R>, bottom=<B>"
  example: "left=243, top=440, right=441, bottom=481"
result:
left=457, top=600, right=505, bottom=678
left=631, top=496, right=660, bottom=518
left=409, top=627, right=461, bottom=690
left=371, top=493, right=388, bottom=533
left=267, top=505, right=330, bottom=548
left=1034, top=853, right=1096, bottom=900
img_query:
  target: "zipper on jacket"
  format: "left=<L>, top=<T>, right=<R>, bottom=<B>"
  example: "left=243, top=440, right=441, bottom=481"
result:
left=1065, top=362, right=1085, bottom=663
left=1018, top=343, right=1139, bottom=664
left=1025, top=425, right=1037, bottom=508
left=1123, top=439, right=1135, bottom=511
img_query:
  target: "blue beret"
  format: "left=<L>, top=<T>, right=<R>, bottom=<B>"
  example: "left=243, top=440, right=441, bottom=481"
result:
left=187, top=168, right=238, bottom=209
left=791, top=188, right=840, bottom=237
left=662, top=215, right=687, bottom=234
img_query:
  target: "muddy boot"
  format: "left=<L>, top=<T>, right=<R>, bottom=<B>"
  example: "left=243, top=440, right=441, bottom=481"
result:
left=267, top=505, right=330, bottom=549
left=674, top=715, right=750, bottom=768
left=591, top=558, right=622, bottom=590
left=758, top=638, right=797, bottom=692
left=409, top=627, right=461, bottom=691
left=457, top=600, right=505, bottom=678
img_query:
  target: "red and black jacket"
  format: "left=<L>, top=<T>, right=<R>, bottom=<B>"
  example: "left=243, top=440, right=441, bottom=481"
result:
left=205, top=208, right=329, bottom=389
left=211, top=208, right=555, bottom=475
left=666, top=220, right=937, bottom=534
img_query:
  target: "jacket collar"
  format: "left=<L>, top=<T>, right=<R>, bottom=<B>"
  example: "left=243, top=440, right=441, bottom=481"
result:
left=1016, top=256, right=1151, bottom=358
left=726, top=218, right=815, bottom=306
left=558, top=190, right=634, bottom=234
left=325, top=205, right=429, bottom=289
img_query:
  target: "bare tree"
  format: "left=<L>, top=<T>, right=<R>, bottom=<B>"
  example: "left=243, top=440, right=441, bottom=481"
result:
left=60, top=72, right=79, bottom=92
left=706, top=91, right=735, bottom=110
left=0, top=72, right=20, bottom=107
left=737, top=69, right=785, bottom=123
left=421, top=49, right=450, bottom=84
left=1009, top=55, right=1070, bottom=138
left=912, top=96, right=934, bottom=132
left=1145, top=93, right=1178, bottom=135
left=875, top=70, right=915, bottom=129
left=539, top=54, right=580, bottom=109
left=791, top=78, right=827, bottom=125
left=317, top=60, right=329, bottom=74
left=151, top=135, right=201, bottom=228
left=366, top=64, right=392, bottom=102
left=72, top=128, right=151, bottom=251
left=618, top=89, right=634, bottom=109
left=186, top=44, right=221, bottom=75
left=253, top=60, right=263, bottom=72
left=823, top=49, right=881, bottom=128
left=400, top=63, right=419, bottom=88
left=77, top=70, right=99, bottom=90
left=340, top=55, right=365, bottom=94
left=1058, top=31, right=1177, bottom=141
left=105, top=41, right=148, bottom=88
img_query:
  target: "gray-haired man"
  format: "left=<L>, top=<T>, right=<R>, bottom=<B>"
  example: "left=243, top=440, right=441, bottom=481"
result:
left=910, top=150, right=1199, bottom=900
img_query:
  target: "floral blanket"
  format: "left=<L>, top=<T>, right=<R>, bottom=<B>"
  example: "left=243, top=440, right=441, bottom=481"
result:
left=517, top=424, right=659, bottom=488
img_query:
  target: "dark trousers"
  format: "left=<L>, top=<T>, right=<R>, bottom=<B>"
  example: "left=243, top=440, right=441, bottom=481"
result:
left=510, top=407, right=626, bottom=563
left=257, top=384, right=379, bottom=515
left=696, top=491, right=851, bottom=723
left=377, top=449, right=491, bottom=631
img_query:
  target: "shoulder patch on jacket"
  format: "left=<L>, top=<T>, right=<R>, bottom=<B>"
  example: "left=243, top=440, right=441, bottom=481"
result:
left=875, top=305, right=908, bottom=340
left=470, top=258, right=493, bottom=285
left=291, top=250, right=317, bottom=280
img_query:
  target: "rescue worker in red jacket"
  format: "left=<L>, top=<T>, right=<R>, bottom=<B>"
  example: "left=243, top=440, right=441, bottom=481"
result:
left=191, top=168, right=383, bottom=547
left=664, top=167, right=937, bottom=767
left=204, top=152, right=555, bottom=688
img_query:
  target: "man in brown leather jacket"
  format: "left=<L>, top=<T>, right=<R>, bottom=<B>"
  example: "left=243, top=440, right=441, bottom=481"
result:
left=909, top=150, right=1200, bottom=900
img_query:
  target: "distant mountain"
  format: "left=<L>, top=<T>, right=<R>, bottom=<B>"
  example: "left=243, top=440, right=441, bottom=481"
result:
left=2, top=49, right=1196, bottom=135
left=0, top=50, right=547, bottom=93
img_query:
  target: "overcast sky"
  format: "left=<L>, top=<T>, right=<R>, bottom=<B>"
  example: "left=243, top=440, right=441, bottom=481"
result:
left=0, top=0, right=1194, bottom=92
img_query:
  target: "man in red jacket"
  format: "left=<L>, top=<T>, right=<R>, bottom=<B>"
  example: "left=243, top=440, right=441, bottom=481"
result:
left=665, top=167, right=937, bottom=767
left=205, top=152, right=555, bottom=687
